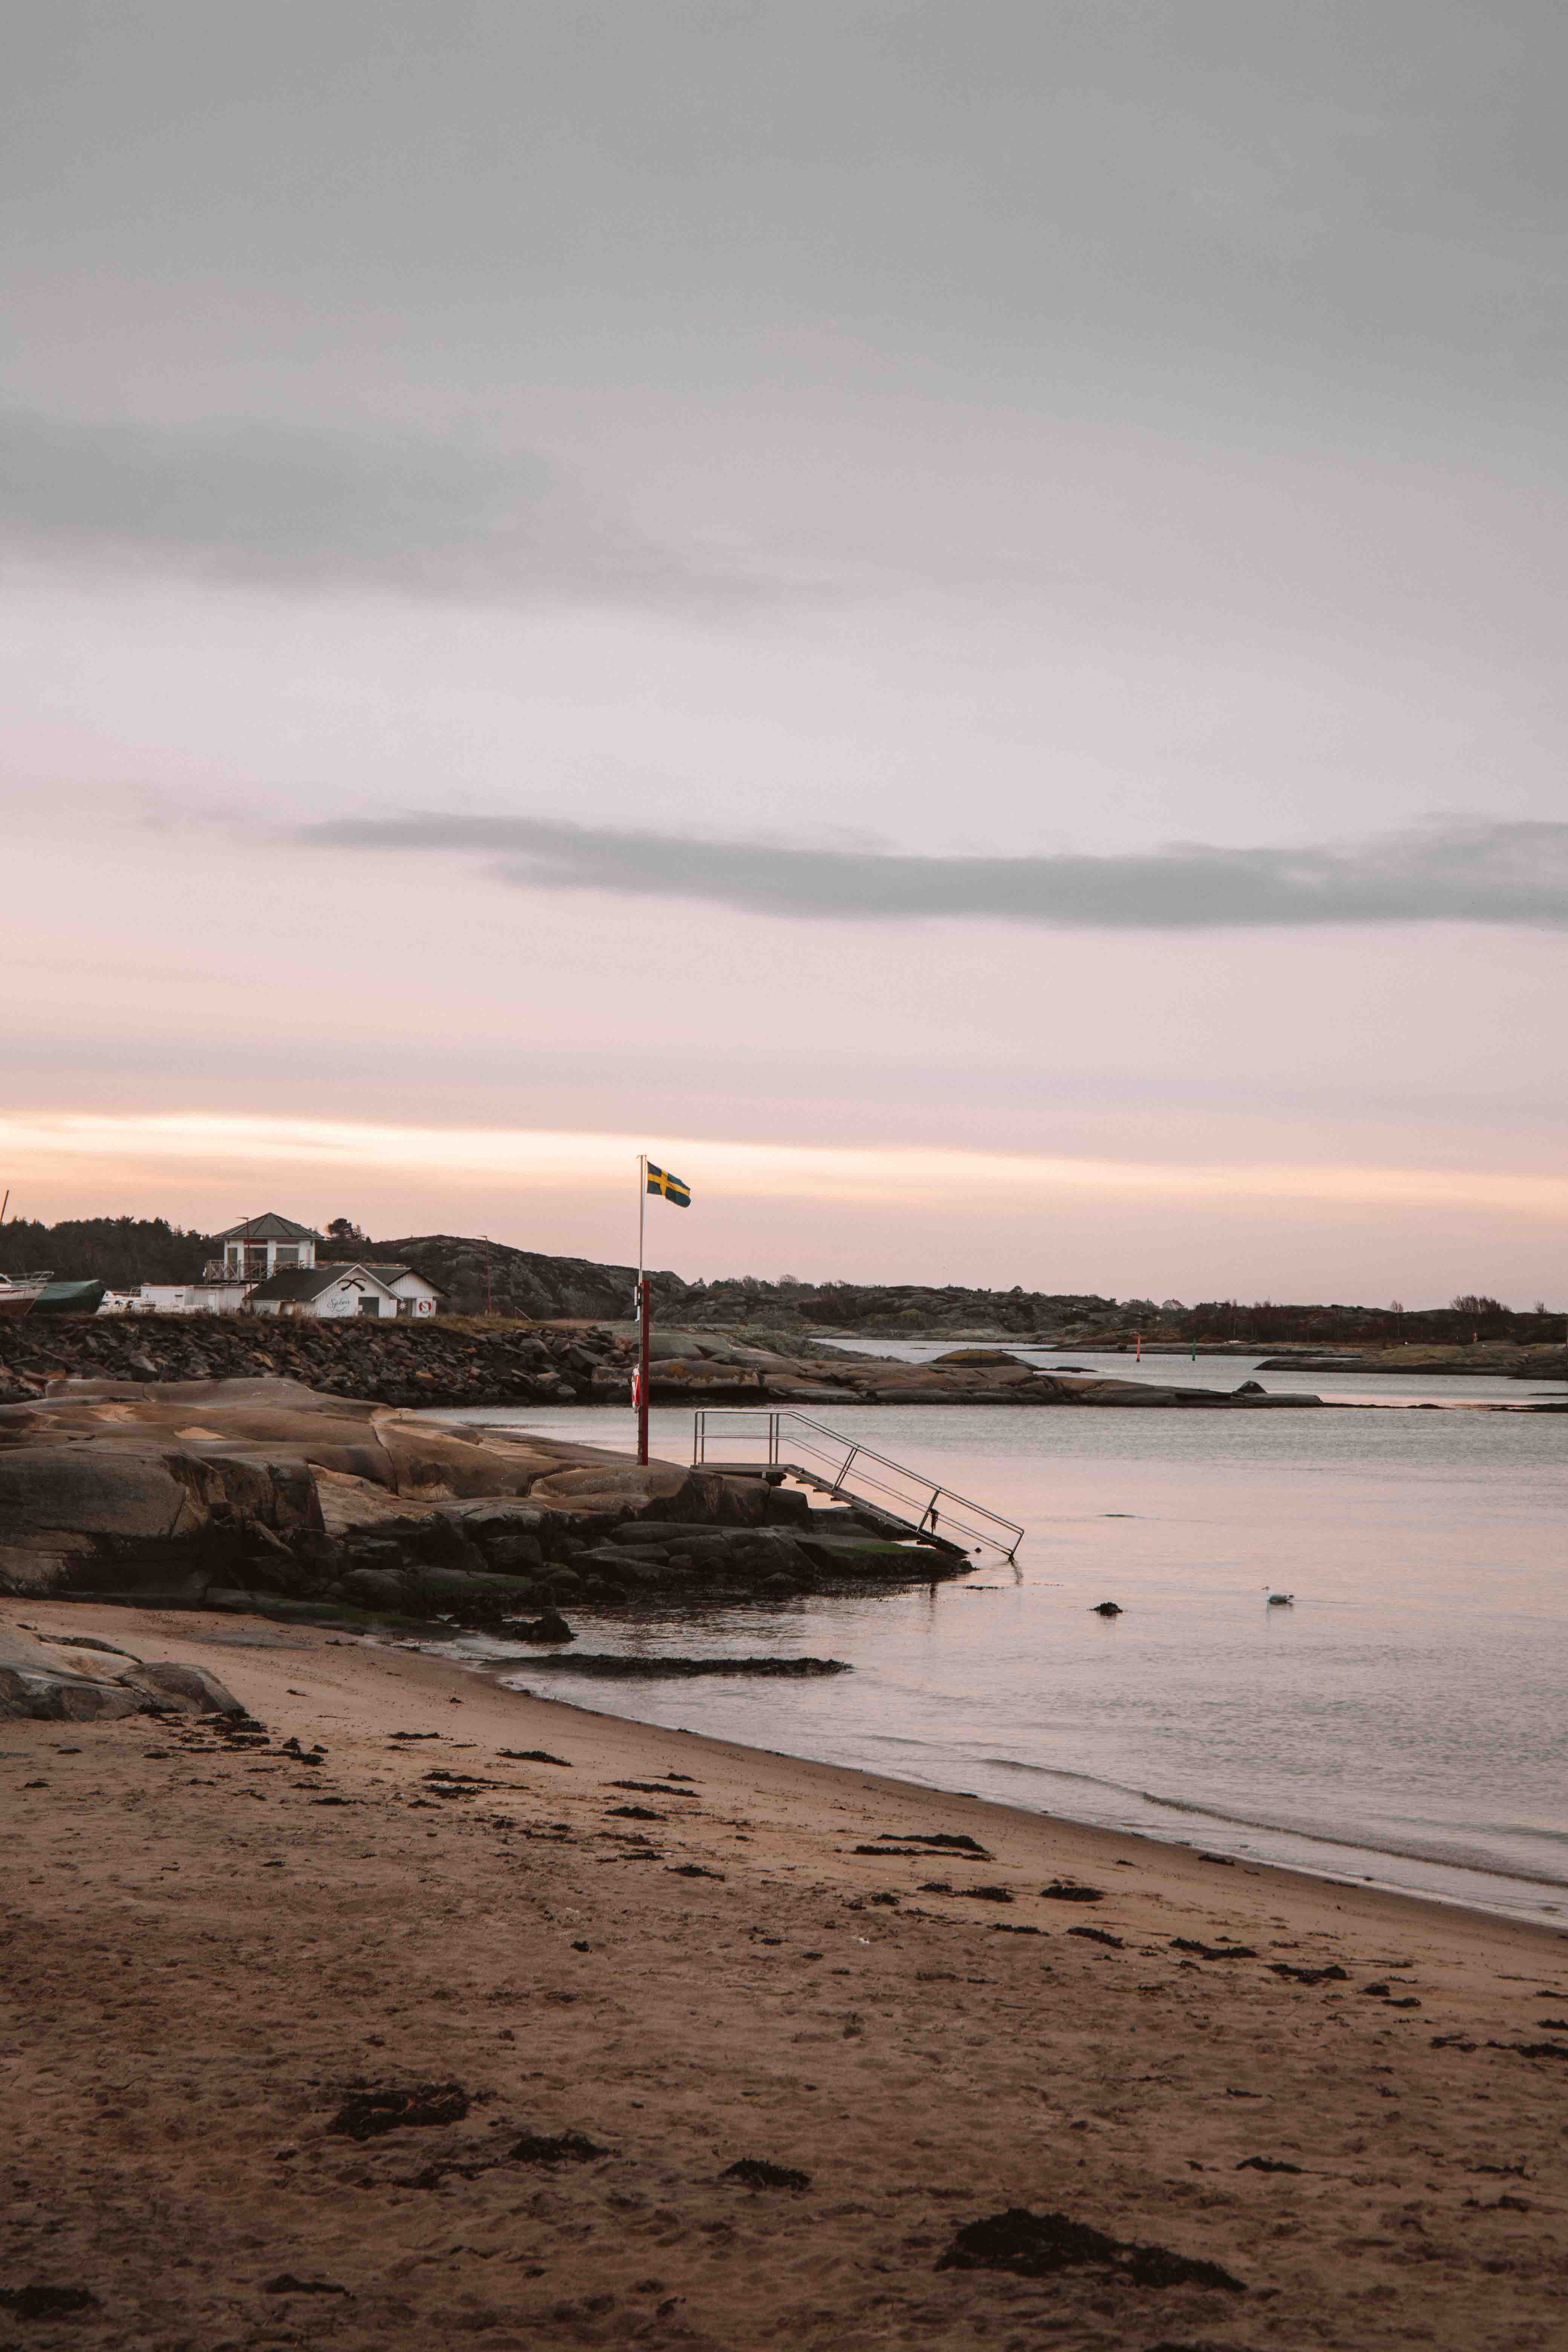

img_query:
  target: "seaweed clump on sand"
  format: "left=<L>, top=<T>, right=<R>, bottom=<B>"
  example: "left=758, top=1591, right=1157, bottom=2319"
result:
left=0, top=2288, right=101, bottom=2321
left=722, top=2157, right=812, bottom=2190
left=513, top=1654, right=851, bottom=1679
left=509, top=2130, right=612, bottom=2165
left=937, top=2207, right=1245, bottom=2294
left=329, top=2082, right=470, bottom=2140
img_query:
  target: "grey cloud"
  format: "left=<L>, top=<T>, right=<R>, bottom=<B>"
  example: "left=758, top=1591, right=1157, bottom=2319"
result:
left=0, top=409, right=786, bottom=609
left=297, top=813, right=1568, bottom=931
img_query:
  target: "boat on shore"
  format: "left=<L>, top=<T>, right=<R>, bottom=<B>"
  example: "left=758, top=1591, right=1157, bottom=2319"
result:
left=0, top=1271, right=53, bottom=1320
left=32, top=1278, right=107, bottom=1317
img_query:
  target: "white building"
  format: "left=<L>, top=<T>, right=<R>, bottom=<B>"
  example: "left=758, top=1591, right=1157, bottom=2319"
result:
left=245, top=1261, right=444, bottom=1320
left=99, top=1277, right=267, bottom=1315
left=96, top=1215, right=443, bottom=1318
left=209, top=1212, right=323, bottom=1283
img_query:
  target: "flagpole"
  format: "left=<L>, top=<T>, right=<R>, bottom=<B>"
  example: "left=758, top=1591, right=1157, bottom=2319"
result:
left=637, top=1155, right=651, bottom=1467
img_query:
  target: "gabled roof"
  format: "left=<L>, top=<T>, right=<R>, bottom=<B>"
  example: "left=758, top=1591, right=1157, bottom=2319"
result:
left=245, top=1262, right=398, bottom=1304
left=316, top=1259, right=447, bottom=1295
left=360, top=1262, right=446, bottom=1294
left=212, top=1212, right=322, bottom=1244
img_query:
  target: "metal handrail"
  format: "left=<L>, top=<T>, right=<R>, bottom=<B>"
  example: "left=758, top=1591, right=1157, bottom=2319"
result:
left=691, top=1407, right=1024, bottom=1562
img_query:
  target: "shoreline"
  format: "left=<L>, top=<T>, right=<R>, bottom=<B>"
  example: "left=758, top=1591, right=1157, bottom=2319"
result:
left=16, top=1586, right=1567, bottom=1947
left=6, top=1594, right=1566, bottom=2349
left=460, top=1640, right=1568, bottom=1932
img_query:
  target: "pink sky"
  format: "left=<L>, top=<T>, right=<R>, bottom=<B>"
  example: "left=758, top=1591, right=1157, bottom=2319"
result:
left=5, top=7, right=1565, bottom=1305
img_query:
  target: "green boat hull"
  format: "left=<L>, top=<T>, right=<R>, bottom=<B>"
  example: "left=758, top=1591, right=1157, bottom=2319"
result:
left=33, top=1279, right=108, bottom=1317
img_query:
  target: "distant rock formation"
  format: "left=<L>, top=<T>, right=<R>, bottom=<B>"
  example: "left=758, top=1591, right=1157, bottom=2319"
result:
left=8, top=1215, right=1561, bottom=1351
left=350, top=1234, right=1122, bottom=1337
left=0, top=1314, right=1320, bottom=1413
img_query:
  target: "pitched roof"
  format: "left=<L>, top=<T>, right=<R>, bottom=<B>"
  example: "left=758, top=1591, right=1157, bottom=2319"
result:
left=317, top=1259, right=447, bottom=1295
left=245, top=1262, right=397, bottom=1304
left=361, top=1262, right=446, bottom=1293
left=211, top=1212, right=322, bottom=1243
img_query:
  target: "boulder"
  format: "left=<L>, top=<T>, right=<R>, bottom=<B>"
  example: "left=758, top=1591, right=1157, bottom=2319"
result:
left=404, top=1565, right=483, bottom=1606
left=0, top=1663, right=145, bottom=1721
left=464, top=1522, right=544, bottom=1572
left=762, top=1487, right=815, bottom=1528
left=502, top=1609, right=574, bottom=1644
left=797, top=1535, right=936, bottom=1578
left=932, top=1349, right=1029, bottom=1367
left=120, top=1660, right=249, bottom=1717
left=0, top=1447, right=208, bottom=1541
left=573, top=1549, right=674, bottom=1588
left=525, top=1462, right=691, bottom=1513
left=0, top=1622, right=246, bottom=1721
left=341, top=1567, right=408, bottom=1611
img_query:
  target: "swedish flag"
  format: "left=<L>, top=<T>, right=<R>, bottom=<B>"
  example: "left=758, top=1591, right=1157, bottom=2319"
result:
left=646, top=1162, right=692, bottom=1208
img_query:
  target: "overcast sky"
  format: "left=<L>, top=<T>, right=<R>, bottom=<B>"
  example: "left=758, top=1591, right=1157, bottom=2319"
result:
left=5, top=2, right=1565, bottom=1300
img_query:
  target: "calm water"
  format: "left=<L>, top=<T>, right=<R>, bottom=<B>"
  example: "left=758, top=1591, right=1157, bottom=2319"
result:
left=425, top=1376, right=1567, bottom=1921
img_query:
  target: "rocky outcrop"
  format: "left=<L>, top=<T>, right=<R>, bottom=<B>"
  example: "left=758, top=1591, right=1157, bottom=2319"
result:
left=0, top=1375, right=960, bottom=1619
left=341, top=1234, right=685, bottom=1323
left=0, top=1620, right=248, bottom=1722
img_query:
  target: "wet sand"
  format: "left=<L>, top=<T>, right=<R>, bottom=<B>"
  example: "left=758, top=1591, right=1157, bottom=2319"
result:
left=4, top=1597, right=1566, bottom=2350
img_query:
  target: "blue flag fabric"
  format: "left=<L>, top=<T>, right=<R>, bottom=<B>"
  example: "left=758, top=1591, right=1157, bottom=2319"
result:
left=646, top=1162, right=691, bottom=1207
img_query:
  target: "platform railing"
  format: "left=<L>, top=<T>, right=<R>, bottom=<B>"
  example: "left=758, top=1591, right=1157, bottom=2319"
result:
left=691, top=1407, right=1024, bottom=1561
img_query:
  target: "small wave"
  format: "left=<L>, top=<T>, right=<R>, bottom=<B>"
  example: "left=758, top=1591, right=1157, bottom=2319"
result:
left=970, top=1753, right=1568, bottom=1892
left=1129, top=1790, right=1568, bottom=1891
left=978, top=1755, right=1152, bottom=1800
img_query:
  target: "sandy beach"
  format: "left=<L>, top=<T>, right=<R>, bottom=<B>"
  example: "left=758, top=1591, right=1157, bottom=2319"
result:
left=4, top=1597, right=1565, bottom=2351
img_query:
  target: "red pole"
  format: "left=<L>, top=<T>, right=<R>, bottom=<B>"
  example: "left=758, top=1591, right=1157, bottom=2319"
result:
left=637, top=1273, right=651, bottom=1466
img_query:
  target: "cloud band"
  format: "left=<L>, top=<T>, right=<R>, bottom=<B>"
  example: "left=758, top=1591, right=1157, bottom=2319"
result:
left=297, top=813, right=1568, bottom=931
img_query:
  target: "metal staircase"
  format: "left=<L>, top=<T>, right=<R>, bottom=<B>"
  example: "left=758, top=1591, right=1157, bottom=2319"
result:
left=690, top=1407, right=1024, bottom=1562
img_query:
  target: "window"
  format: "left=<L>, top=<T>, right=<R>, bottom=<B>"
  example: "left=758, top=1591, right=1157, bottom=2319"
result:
left=356, top=1295, right=381, bottom=1316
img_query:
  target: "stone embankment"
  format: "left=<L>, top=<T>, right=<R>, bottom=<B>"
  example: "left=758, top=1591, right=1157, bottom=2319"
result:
left=0, top=1312, right=594, bottom=1409
left=0, top=1314, right=1326, bottom=1411
left=0, top=1375, right=965, bottom=1627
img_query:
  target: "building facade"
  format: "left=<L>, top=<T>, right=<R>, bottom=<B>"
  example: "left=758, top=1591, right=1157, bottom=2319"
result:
left=97, top=1214, right=443, bottom=1318
left=208, top=1213, right=322, bottom=1283
left=245, top=1262, right=444, bottom=1320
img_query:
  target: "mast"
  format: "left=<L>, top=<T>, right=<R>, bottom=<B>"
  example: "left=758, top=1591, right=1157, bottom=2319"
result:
left=637, top=1155, right=651, bottom=1466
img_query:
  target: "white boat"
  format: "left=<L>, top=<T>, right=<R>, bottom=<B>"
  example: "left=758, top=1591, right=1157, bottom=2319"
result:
left=0, top=1270, right=52, bottom=1320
